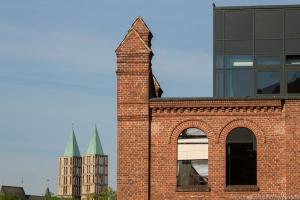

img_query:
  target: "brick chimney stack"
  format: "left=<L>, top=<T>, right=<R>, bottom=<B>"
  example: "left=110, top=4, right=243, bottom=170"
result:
left=115, top=17, right=153, bottom=200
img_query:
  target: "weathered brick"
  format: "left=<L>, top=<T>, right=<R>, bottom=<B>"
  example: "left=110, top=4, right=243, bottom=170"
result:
left=116, top=17, right=300, bottom=200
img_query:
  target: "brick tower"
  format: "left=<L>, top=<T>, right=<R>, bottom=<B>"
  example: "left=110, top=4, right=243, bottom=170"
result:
left=81, top=126, right=108, bottom=199
left=58, top=129, right=82, bottom=200
left=115, top=17, right=162, bottom=200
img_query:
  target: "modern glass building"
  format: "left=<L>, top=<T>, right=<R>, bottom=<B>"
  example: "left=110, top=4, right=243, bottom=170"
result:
left=214, top=4, right=300, bottom=97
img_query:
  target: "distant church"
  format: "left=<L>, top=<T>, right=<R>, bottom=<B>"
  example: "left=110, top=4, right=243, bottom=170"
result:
left=57, top=126, right=108, bottom=200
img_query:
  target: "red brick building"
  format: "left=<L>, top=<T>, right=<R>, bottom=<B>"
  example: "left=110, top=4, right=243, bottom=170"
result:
left=116, top=17, right=300, bottom=200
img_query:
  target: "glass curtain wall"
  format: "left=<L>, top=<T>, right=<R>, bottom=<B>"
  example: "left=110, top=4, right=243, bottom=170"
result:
left=214, top=6, right=300, bottom=97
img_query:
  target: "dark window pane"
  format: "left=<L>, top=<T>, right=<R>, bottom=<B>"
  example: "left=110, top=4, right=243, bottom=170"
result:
left=287, top=72, right=300, bottom=93
left=226, top=128, right=257, bottom=186
left=255, top=39, right=282, bottom=54
left=215, top=11, right=224, bottom=40
left=225, top=40, right=253, bottom=54
left=256, top=72, right=280, bottom=94
left=226, top=128, right=257, bottom=145
left=225, top=10, right=253, bottom=40
left=226, top=143, right=256, bottom=185
left=215, top=70, right=224, bottom=97
left=255, top=10, right=283, bottom=38
left=225, top=69, right=254, bottom=97
left=215, top=55, right=223, bottom=69
left=285, top=9, right=300, bottom=38
left=256, top=56, right=281, bottom=65
left=286, top=55, right=300, bottom=65
left=225, top=55, right=253, bottom=68
left=285, top=39, right=300, bottom=54
left=215, top=41, right=224, bottom=54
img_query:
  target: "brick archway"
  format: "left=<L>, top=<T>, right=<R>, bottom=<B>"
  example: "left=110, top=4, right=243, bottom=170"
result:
left=217, top=118, right=266, bottom=144
left=216, top=118, right=266, bottom=189
left=169, top=119, right=214, bottom=144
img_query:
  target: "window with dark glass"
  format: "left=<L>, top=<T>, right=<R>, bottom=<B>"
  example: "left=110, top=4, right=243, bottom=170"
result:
left=225, top=40, right=253, bottom=54
left=215, top=55, right=223, bottom=69
left=287, top=71, right=300, bottom=93
left=225, top=55, right=253, bottom=68
left=215, top=70, right=224, bottom=97
left=223, top=55, right=254, bottom=97
left=256, top=56, right=281, bottom=66
left=255, top=10, right=283, bottom=38
left=286, top=55, right=300, bottom=65
left=225, top=10, right=253, bottom=40
left=177, top=128, right=208, bottom=190
left=256, top=71, right=280, bottom=94
left=226, top=128, right=257, bottom=186
left=215, top=11, right=224, bottom=40
left=255, top=39, right=283, bottom=55
left=214, top=7, right=300, bottom=97
left=225, top=69, right=253, bottom=97
left=285, top=9, right=300, bottom=38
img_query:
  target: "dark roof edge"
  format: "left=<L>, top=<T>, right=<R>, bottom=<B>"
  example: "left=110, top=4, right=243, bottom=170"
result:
left=150, top=96, right=300, bottom=102
left=214, top=4, right=300, bottom=10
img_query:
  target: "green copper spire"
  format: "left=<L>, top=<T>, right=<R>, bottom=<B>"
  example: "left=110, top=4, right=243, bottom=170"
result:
left=86, top=125, right=104, bottom=155
left=64, top=128, right=81, bottom=157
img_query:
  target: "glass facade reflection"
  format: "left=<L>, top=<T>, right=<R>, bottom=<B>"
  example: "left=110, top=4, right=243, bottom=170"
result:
left=225, top=69, right=253, bottom=97
left=256, top=56, right=281, bottom=66
left=286, top=55, right=300, bottom=65
left=225, top=55, right=253, bottom=68
left=214, top=5, right=300, bottom=97
left=256, top=72, right=280, bottom=94
left=287, top=72, right=300, bottom=93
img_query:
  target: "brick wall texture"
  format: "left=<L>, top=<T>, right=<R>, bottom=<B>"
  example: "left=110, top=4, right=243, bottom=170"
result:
left=116, top=17, right=300, bottom=200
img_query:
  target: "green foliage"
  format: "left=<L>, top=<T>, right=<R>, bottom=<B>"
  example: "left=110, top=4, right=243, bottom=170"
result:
left=0, top=193, right=20, bottom=200
left=59, top=198, right=75, bottom=200
left=87, top=187, right=116, bottom=200
left=48, top=197, right=61, bottom=200
left=42, top=189, right=61, bottom=200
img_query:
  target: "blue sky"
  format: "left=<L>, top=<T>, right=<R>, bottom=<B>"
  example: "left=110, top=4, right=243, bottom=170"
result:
left=0, top=0, right=299, bottom=195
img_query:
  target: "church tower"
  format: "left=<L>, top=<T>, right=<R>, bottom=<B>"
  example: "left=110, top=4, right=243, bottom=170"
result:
left=81, top=126, right=108, bottom=199
left=58, top=128, right=82, bottom=200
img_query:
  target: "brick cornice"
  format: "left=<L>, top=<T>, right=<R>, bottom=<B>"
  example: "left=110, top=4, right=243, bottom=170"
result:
left=150, top=99, right=283, bottom=115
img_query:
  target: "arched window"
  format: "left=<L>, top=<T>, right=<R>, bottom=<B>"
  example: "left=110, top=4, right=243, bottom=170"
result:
left=226, top=128, right=257, bottom=185
left=177, top=128, right=208, bottom=189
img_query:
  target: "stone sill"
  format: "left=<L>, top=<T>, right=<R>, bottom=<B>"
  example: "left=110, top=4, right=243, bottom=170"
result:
left=225, top=185, right=259, bottom=192
left=176, top=185, right=210, bottom=192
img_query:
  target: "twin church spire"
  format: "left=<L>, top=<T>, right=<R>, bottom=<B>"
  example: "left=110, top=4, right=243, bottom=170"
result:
left=86, top=126, right=104, bottom=155
left=63, top=128, right=81, bottom=157
left=58, top=126, right=108, bottom=200
left=63, top=126, right=104, bottom=157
